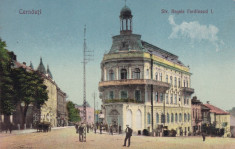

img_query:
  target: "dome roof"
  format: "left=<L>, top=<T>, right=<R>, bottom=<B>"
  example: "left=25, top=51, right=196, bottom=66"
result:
left=120, top=6, right=132, bottom=19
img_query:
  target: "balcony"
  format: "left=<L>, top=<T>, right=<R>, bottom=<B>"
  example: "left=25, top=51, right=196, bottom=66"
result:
left=181, top=87, right=194, bottom=94
left=103, top=98, right=144, bottom=104
left=99, top=79, right=170, bottom=90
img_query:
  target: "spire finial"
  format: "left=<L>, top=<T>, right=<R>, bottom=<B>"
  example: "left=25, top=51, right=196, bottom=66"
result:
left=125, top=0, right=127, bottom=6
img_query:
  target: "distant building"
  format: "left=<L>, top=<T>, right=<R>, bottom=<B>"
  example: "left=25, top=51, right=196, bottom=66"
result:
left=202, top=102, right=230, bottom=137
left=37, top=58, right=57, bottom=127
left=57, top=87, right=68, bottom=126
left=191, top=96, right=202, bottom=134
left=75, top=103, right=94, bottom=125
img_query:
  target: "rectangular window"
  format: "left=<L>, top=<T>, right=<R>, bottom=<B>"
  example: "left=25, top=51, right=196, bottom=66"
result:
left=121, top=91, right=128, bottom=99
left=174, top=94, right=177, bottom=104
left=135, top=90, right=141, bottom=101
left=166, top=75, right=168, bottom=83
left=170, top=76, right=173, bottom=85
left=170, top=94, right=173, bottom=104
left=155, top=92, right=158, bottom=102
left=146, top=69, right=149, bottom=79
left=178, top=78, right=181, bottom=87
left=160, top=93, right=163, bottom=103
left=156, top=73, right=158, bottom=81
left=160, top=73, right=162, bottom=81
left=166, top=94, right=169, bottom=104
left=109, top=91, right=114, bottom=99
left=174, top=77, right=177, bottom=87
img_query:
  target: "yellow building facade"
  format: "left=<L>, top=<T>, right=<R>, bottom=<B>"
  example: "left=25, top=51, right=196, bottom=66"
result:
left=99, top=5, right=194, bottom=136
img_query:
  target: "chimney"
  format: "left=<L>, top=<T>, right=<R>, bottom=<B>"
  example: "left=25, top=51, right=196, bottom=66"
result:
left=23, top=62, right=26, bottom=65
left=207, top=101, right=210, bottom=104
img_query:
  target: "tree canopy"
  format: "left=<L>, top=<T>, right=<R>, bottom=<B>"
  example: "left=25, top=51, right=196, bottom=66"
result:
left=67, top=101, right=80, bottom=122
left=0, top=38, right=16, bottom=115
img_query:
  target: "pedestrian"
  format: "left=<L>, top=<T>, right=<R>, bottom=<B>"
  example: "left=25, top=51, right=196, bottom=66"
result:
left=202, top=132, right=206, bottom=142
left=119, top=126, right=122, bottom=134
left=79, top=123, right=84, bottom=142
left=123, top=125, right=132, bottom=147
left=87, top=124, right=89, bottom=133
left=110, top=125, right=113, bottom=135
left=100, top=123, right=102, bottom=134
left=75, top=123, right=78, bottom=134
left=94, top=125, right=97, bottom=134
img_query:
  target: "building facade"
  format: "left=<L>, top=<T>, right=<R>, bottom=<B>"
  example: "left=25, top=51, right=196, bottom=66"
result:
left=99, top=5, right=194, bottom=135
left=191, top=96, right=202, bottom=134
left=202, top=102, right=230, bottom=137
left=57, top=87, right=68, bottom=126
left=37, top=58, right=58, bottom=127
left=75, top=103, right=94, bottom=125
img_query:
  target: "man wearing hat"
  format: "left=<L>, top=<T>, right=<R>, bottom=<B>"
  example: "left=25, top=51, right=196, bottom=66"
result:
left=123, top=124, right=132, bottom=147
left=79, top=123, right=84, bottom=142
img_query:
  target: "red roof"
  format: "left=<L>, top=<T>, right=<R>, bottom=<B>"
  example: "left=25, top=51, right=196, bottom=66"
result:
left=14, top=61, right=33, bottom=70
left=203, top=104, right=229, bottom=115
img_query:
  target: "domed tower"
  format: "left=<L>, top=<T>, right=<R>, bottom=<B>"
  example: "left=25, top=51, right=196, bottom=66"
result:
left=120, top=5, right=133, bottom=35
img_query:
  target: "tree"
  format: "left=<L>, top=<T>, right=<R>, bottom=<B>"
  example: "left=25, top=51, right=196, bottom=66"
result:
left=67, top=101, right=80, bottom=123
left=0, top=38, right=16, bottom=116
left=12, top=67, right=48, bottom=126
left=228, top=107, right=235, bottom=117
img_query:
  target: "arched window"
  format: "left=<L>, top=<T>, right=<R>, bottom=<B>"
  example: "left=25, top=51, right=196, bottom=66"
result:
left=179, top=113, right=182, bottom=122
left=156, top=113, right=159, bottom=124
left=136, top=110, right=142, bottom=129
left=188, top=113, right=190, bottom=122
left=171, top=113, right=174, bottom=123
left=175, top=113, right=178, bottom=122
left=121, top=69, right=127, bottom=79
left=155, top=72, right=158, bottom=81
left=126, top=110, right=132, bottom=127
left=184, top=113, right=187, bottom=122
left=167, top=113, right=170, bottom=123
left=109, top=69, right=114, bottom=81
left=134, top=68, right=140, bottom=79
left=147, top=113, right=151, bottom=124
left=155, top=92, right=158, bottom=102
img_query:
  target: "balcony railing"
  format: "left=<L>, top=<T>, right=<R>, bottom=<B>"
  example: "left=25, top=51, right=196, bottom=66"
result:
left=99, top=79, right=170, bottom=88
left=104, top=98, right=144, bottom=104
left=181, top=87, right=194, bottom=94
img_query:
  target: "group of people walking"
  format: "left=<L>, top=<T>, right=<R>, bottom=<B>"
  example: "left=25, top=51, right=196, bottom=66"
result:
left=75, top=123, right=133, bottom=147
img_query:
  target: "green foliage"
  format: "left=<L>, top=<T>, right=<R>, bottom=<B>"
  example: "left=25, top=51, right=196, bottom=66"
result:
left=0, top=38, right=48, bottom=120
left=67, top=101, right=80, bottom=122
left=12, top=67, right=48, bottom=108
left=0, top=38, right=16, bottom=115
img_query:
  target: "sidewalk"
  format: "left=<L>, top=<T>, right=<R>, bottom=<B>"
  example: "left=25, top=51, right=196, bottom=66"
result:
left=0, top=126, right=71, bottom=136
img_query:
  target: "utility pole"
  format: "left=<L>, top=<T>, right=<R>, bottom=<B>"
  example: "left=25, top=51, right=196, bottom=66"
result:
left=82, top=25, right=93, bottom=142
left=93, top=92, right=96, bottom=124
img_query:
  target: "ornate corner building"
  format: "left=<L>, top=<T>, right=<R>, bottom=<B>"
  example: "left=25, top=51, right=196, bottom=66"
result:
left=98, top=5, right=194, bottom=135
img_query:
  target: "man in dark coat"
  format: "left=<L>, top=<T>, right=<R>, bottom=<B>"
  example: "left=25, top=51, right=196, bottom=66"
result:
left=79, top=123, right=84, bottom=142
left=123, top=125, right=132, bottom=147
left=202, top=132, right=206, bottom=141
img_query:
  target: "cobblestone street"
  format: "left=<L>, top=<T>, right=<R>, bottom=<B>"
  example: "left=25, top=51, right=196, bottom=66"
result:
left=0, top=127, right=235, bottom=149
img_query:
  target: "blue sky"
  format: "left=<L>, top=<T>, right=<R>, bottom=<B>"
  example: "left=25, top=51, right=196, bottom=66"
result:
left=0, top=0, right=235, bottom=110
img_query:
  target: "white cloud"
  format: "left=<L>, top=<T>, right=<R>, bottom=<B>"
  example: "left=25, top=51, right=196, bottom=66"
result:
left=168, top=15, right=223, bottom=52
